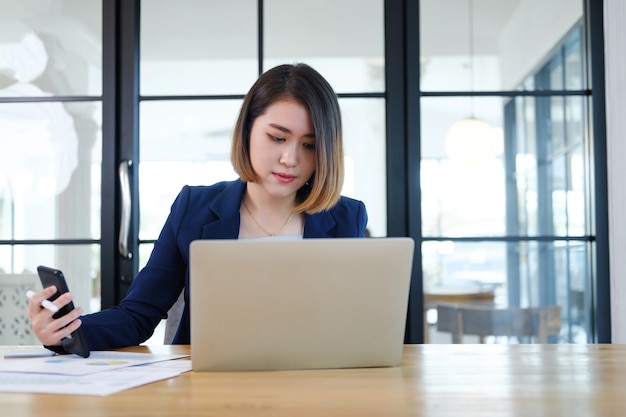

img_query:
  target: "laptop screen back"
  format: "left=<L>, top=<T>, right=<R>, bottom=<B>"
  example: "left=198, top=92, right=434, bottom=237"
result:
left=189, top=237, right=414, bottom=371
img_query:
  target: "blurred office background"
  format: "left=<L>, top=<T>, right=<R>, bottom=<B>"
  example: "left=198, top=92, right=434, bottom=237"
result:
left=0, top=0, right=619, bottom=344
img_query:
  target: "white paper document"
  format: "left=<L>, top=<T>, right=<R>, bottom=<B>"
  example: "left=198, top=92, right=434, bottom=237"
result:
left=0, top=350, right=192, bottom=396
left=0, top=350, right=188, bottom=375
left=0, top=359, right=192, bottom=396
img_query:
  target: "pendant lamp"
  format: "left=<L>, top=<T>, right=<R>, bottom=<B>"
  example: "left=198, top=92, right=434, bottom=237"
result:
left=444, top=0, right=494, bottom=164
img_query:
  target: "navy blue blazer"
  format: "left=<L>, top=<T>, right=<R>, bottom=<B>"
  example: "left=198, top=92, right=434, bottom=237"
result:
left=80, top=179, right=368, bottom=350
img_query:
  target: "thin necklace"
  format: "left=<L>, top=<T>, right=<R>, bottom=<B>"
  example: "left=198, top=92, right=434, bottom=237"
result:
left=242, top=199, right=295, bottom=237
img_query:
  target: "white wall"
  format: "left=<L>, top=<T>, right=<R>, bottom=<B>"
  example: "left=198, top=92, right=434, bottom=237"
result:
left=605, top=0, right=626, bottom=343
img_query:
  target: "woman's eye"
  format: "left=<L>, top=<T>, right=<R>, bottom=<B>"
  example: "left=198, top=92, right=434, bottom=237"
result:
left=303, top=143, right=315, bottom=150
left=270, top=135, right=285, bottom=142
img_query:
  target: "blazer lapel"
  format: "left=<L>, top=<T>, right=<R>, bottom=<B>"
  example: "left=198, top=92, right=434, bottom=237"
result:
left=201, top=180, right=246, bottom=239
left=198, top=179, right=338, bottom=239
left=303, top=210, right=337, bottom=238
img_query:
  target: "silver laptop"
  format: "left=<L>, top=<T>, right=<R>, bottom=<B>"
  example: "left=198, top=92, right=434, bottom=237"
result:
left=189, top=237, right=414, bottom=371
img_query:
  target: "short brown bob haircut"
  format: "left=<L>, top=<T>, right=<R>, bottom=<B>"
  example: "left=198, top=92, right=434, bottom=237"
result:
left=231, top=63, right=344, bottom=214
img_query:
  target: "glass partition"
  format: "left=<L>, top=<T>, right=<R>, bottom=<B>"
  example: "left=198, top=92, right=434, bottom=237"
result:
left=140, top=0, right=258, bottom=96
left=0, top=0, right=102, bottom=96
left=420, top=0, right=589, bottom=343
left=264, top=0, right=385, bottom=93
left=0, top=0, right=103, bottom=314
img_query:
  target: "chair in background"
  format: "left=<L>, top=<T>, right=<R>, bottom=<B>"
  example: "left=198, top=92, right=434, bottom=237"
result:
left=0, top=273, right=40, bottom=345
left=423, top=287, right=495, bottom=343
left=164, top=290, right=184, bottom=344
left=436, top=303, right=561, bottom=344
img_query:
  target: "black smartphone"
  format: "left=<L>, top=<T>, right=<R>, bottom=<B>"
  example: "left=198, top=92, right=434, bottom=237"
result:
left=36, top=265, right=90, bottom=358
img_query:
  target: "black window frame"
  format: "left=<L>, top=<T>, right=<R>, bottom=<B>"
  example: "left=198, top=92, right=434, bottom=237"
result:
left=97, top=0, right=609, bottom=343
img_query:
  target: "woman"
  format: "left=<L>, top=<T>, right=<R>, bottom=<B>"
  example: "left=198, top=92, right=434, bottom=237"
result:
left=28, top=63, right=368, bottom=351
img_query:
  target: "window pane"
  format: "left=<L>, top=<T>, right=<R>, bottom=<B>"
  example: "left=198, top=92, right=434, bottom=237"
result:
left=423, top=241, right=507, bottom=293
left=562, top=242, right=589, bottom=342
left=140, top=0, right=258, bottom=96
left=550, top=96, right=566, bottom=152
left=139, top=100, right=241, bottom=240
left=0, top=101, right=102, bottom=240
left=550, top=58, right=565, bottom=90
left=0, top=244, right=101, bottom=314
left=421, top=96, right=505, bottom=238
left=340, top=98, right=386, bottom=237
left=510, top=95, right=588, bottom=238
left=420, top=0, right=584, bottom=91
left=423, top=240, right=591, bottom=343
left=564, top=30, right=584, bottom=90
left=568, top=145, right=585, bottom=235
left=0, top=0, right=102, bottom=96
left=138, top=242, right=154, bottom=271
left=515, top=96, right=538, bottom=235
left=264, top=0, right=384, bottom=93
left=565, top=96, right=584, bottom=147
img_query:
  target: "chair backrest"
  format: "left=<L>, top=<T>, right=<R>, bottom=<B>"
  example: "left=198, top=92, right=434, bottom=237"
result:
left=164, top=290, right=184, bottom=344
left=0, top=273, right=40, bottom=345
left=436, top=303, right=561, bottom=343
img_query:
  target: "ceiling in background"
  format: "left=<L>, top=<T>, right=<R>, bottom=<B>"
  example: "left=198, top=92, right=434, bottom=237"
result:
left=139, top=0, right=523, bottom=59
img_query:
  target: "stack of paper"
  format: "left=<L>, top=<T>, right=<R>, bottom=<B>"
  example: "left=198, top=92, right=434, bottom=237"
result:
left=0, top=350, right=191, bottom=396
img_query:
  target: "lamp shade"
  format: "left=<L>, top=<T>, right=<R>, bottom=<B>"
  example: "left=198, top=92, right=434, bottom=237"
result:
left=444, top=117, right=495, bottom=164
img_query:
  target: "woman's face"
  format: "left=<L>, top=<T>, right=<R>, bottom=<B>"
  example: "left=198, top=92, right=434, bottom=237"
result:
left=248, top=97, right=316, bottom=200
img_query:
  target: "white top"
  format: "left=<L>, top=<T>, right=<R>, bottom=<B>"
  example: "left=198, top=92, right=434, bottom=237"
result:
left=241, top=234, right=303, bottom=241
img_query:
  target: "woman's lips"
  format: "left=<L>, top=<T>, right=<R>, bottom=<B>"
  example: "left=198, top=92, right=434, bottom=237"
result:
left=273, top=172, right=296, bottom=183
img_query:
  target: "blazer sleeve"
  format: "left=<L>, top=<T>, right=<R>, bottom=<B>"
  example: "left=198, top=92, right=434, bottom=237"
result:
left=78, top=186, right=196, bottom=350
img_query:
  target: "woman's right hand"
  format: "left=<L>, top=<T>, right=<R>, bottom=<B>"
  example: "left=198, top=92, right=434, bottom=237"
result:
left=27, top=286, right=84, bottom=346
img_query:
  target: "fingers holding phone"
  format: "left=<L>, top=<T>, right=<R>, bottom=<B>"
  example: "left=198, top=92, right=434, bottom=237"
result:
left=30, top=266, right=90, bottom=357
left=27, top=286, right=84, bottom=346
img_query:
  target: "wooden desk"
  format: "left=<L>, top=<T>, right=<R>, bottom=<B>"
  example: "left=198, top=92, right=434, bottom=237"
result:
left=2, top=344, right=626, bottom=417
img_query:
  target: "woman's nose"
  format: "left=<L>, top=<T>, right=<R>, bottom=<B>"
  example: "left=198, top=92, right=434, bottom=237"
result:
left=279, top=143, right=298, bottom=166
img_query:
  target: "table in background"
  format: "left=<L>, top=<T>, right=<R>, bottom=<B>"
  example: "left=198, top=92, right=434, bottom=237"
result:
left=1, top=344, right=626, bottom=417
left=423, top=287, right=496, bottom=342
